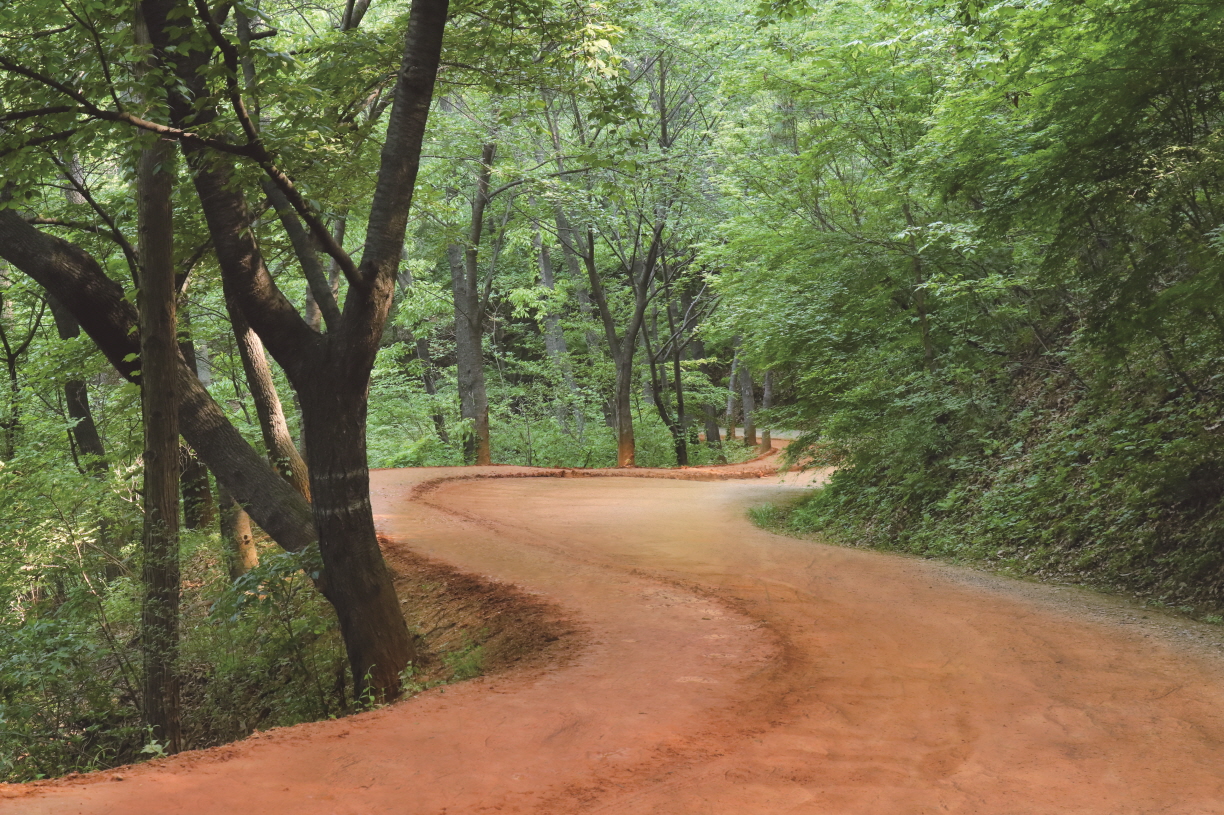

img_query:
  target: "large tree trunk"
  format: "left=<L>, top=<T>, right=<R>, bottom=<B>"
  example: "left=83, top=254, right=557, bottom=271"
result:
left=135, top=130, right=182, bottom=754
left=299, top=380, right=412, bottom=700
left=184, top=0, right=446, bottom=699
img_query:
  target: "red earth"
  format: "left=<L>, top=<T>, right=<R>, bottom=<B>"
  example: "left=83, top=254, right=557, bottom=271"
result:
left=6, top=446, right=1224, bottom=813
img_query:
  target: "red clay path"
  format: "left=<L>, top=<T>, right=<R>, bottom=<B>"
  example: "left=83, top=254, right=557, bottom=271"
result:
left=6, top=452, right=1224, bottom=813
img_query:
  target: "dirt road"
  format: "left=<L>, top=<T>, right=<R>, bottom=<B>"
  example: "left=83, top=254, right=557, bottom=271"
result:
left=8, top=461, right=1224, bottom=813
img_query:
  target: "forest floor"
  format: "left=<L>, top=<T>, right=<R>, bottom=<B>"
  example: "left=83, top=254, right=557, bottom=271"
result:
left=6, top=443, right=1224, bottom=813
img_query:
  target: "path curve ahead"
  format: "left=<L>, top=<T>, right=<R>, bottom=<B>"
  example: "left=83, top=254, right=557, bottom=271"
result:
left=7, top=459, right=1224, bottom=814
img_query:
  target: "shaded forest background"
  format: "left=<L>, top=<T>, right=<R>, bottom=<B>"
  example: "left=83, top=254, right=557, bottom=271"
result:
left=0, top=0, right=1222, bottom=782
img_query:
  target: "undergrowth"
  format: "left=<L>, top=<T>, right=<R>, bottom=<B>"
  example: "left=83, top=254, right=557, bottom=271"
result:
left=758, top=342, right=1224, bottom=621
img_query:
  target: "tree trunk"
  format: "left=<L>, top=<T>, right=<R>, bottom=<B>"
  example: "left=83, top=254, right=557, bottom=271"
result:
left=224, top=292, right=311, bottom=500
left=218, top=482, right=258, bottom=579
left=414, top=337, right=449, bottom=443
left=135, top=129, right=182, bottom=754
left=448, top=243, right=491, bottom=464
left=0, top=210, right=318, bottom=556
left=725, top=350, right=739, bottom=442
left=689, top=337, right=722, bottom=450
left=613, top=352, right=636, bottom=467
left=177, top=318, right=215, bottom=529
left=534, top=231, right=582, bottom=433
left=179, top=445, right=214, bottom=530
left=447, top=141, right=495, bottom=466
left=740, top=362, right=757, bottom=448
left=760, top=369, right=773, bottom=452
left=47, top=297, right=107, bottom=466
left=299, top=382, right=413, bottom=700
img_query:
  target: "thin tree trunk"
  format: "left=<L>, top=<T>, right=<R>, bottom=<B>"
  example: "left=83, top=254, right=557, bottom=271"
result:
left=689, top=336, right=722, bottom=449
left=135, top=125, right=182, bottom=754
left=760, top=369, right=773, bottom=452
left=448, top=243, right=491, bottom=464
left=177, top=313, right=215, bottom=529
left=47, top=297, right=107, bottom=466
left=218, top=482, right=258, bottom=579
left=534, top=230, right=582, bottom=433
left=725, top=349, right=739, bottom=442
left=740, top=362, right=757, bottom=448
left=224, top=292, right=311, bottom=501
left=414, top=337, right=449, bottom=443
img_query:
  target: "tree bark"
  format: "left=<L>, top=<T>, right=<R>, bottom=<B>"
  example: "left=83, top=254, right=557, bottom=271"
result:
left=449, top=243, right=491, bottom=465
left=135, top=130, right=182, bottom=754
left=223, top=291, right=310, bottom=500
left=740, top=362, right=757, bottom=448
left=448, top=141, right=495, bottom=465
left=218, top=482, right=258, bottom=579
left=534, top=230, right=582, bottom=433
left=725, top=349, right=739, bottom=442
left=760, top=369, right=773, bottom=452
left=47, top=296, right=107, bottom=467
left=177, top=316, right=215, bottom=529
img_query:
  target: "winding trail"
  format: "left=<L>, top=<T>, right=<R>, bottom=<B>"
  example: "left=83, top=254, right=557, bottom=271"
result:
left=8, top=453, right=1224, bottom=813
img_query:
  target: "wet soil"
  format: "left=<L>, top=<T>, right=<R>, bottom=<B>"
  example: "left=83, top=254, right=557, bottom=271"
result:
left=6, top=449, right=1224, bottom=813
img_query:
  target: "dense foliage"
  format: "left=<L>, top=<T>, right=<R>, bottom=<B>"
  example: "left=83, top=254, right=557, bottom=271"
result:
left=723, top=0, right=1224, bottom=614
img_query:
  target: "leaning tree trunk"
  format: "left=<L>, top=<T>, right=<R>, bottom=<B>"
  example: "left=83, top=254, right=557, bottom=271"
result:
left=135, top=130, right=182, bottom=755
left=225, top=293, right=310, bottom=500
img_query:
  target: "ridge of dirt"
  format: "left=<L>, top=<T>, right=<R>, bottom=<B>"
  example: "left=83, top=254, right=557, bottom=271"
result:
left=403, top=444, right=789, bottom=502
left=381, top=534, right=582, bottom=683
